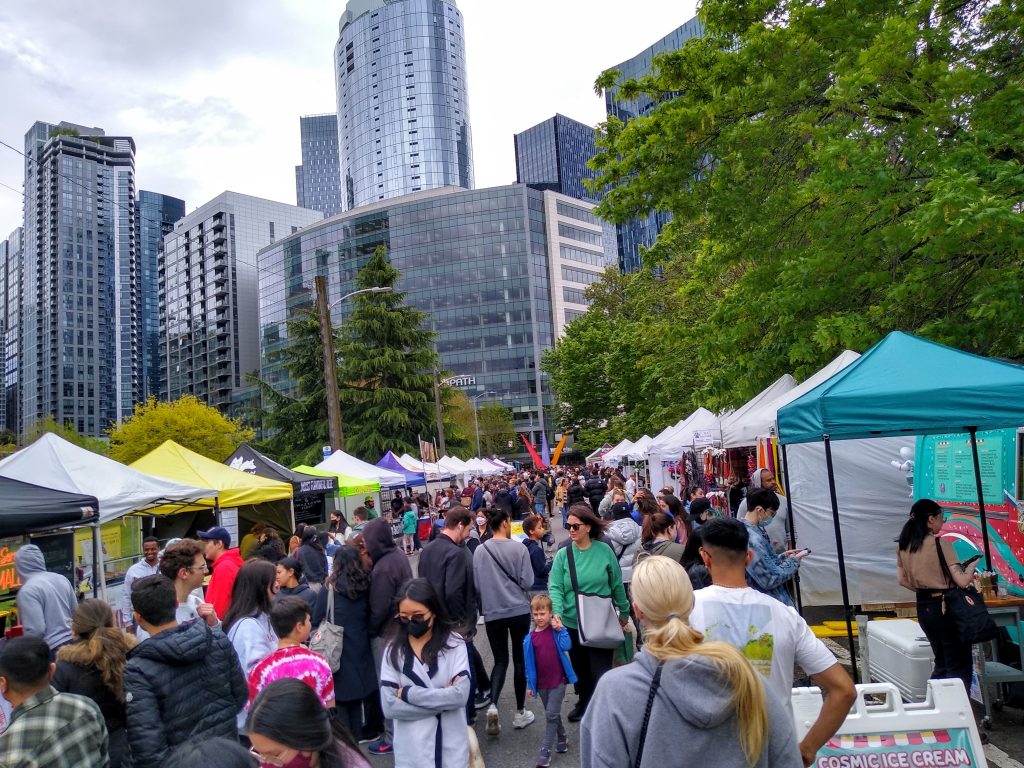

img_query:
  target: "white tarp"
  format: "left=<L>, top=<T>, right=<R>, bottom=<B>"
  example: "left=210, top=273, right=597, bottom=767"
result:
left=657, top=408, right=721, bottom=456
left=720, top=374, right=798, bottom=448
left=723, top=351, right=861, bottom=448
left=601, top=439, right=635, bottom=466
left=398, top=453, right=453, bottom=481
left=625, top=435, right=653, bottom=461
left=316, top=450, right=407, bottom=488
left=0, top=432, right=215, bottom=524
left=787, top=436, right=915, bottom=606
left=464, top=458, right=502, bottom=476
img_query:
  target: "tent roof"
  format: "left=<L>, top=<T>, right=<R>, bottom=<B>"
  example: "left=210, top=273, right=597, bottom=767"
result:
left=625, top=435, right=653, bottom=461
left=397, top=453, right=454, bottom=481
left=660, top=408, right=722, bottom=454
left=648, top=409, right=716, bottom=455
left=226, top=444, right=337, bottom=496
left=465, top=457, right=501, bottom=475
left=720, top=375, right=798, bottom=448
left=0, top=475, right=98, bottom=537
left=488, top=457, right=515, bottom=470
left=438, top=455, right=472, bottom=474
left=778, top=333, right=1024, bottom=445
left=376, top=451, right=426, bottom=486
left=131, top=440, right=292, bottom=507
left=291, top=465, right=380, bottom=497
left=316, top=450, right=407, bottom=488
left=726, top=351, right=860, bottom=447
left=0, top=433, right=214, bottom=524
left=601, top=439, right=635, bottom=464
left=584, top=444, right=614, bottom=462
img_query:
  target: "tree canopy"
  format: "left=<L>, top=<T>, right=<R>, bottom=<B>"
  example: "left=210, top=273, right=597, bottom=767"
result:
left=107, top=396, right=254, bottom=465
left=545, top=0, right=1024, bottom=451
left=24, top=417, right=109, bottom=456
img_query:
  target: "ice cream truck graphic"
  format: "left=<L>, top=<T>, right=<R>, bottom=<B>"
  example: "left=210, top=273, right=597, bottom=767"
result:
left=914, top=428, right=1024, bottom=596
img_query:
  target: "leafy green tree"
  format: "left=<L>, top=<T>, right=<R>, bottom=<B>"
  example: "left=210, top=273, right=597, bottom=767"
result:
left=246, top=309, right=338, bottom=467
left=338, top=246, right=446, bottom=460
left=590, top=0, right=1024, bottom=411
left=477, top=402, right=516, bottom=458
left=25, top=416, right=109, bottom=455
left=107, top=396, right=254, bottom=464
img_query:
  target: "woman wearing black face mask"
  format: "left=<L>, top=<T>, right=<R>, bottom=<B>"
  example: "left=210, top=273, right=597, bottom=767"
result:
left=380, top=578, right=470, bottom=768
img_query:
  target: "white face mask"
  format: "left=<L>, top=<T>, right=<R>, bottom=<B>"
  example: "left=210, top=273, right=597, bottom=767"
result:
left=476, top=517, right=486, bottom=527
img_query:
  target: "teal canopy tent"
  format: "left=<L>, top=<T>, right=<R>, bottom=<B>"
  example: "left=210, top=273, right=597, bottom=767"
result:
left=777, top=331, right=1024, bottom=681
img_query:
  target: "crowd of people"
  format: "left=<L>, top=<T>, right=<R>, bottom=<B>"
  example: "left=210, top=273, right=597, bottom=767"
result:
left=0, top=464, right=869, bottom=768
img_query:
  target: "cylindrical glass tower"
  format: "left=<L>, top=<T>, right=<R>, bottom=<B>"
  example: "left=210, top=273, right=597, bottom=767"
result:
left=335, top=0, right=474, bottom=211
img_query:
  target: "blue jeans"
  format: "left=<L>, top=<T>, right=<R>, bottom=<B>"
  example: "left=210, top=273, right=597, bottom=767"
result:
left=561, top=505, right=568, bottom=529
left=535, top=501, right=547, bottom=517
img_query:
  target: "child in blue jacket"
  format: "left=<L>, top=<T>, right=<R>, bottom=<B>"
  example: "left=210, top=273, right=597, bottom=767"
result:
left=523, top=593, right=577, bottom=768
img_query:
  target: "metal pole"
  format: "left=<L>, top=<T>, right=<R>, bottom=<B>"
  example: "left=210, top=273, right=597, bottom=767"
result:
left=968, top=427, right=993, bottom=569
left=824, top=435, right=859, bottom=683
left=433, top=370, right=447, bottom=457
left=315, top=276, right=344, bottom=451
left=91, top=522, right=101, bottom=599
left=779, top=442, right=804, bottom=615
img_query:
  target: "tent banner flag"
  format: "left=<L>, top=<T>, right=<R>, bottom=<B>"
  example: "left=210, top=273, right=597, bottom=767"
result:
left=541, top=432, right=551, bottom=467
left=815, top=727, right=978, bottom=768
left=551, top=435, right=568, bottom=466
left=520, top=434, right=545, bottom=468
left=419, top=437, right=437, bottom=464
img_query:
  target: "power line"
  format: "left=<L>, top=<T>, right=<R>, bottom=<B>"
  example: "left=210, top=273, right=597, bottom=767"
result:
left=0, top=179, right=22, bottom=197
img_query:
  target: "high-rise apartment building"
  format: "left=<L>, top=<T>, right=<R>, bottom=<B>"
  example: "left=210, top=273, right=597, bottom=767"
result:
left=256, top=184, right=616, bottom=453
left=0, top=227, right=23, bottom=434
left=514, top=114, right=600, bottom=203
left=334, top=0, right=473, bottom=211
left=295, top=114, right=342, bottom=216
left=604, top=16, right=703, bottom=273
left=160, top=192, right=323, bottom=413
left=137, top=191, right=185, bottom=401
left=21, top=121, right=139, bottom=436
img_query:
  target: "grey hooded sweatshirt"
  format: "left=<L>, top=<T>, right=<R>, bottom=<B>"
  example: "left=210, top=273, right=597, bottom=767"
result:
left=581, top=650, right=802, bottom=768
left=14, top=544, right=79, bottom=650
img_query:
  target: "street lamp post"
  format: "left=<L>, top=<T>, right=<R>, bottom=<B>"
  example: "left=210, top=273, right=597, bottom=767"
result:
left=471, top=391, right=496, bottom=457
left=314, top=276, right=392, bottom=452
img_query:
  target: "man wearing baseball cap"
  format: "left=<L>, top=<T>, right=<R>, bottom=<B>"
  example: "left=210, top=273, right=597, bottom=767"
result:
left=363, top=496, right=379, bottom=520
left=196, top=526, right=243, bottom=619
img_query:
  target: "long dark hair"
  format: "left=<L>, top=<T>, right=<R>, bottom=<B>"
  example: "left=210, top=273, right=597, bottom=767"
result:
left=681, top=527, right=704, bottom=570
left=642, top=511, right=677, bottom=544
left=485, top=505, right=510, bottom=532
left=567, top=503, right=606, bottom=541
left=223, top=559, right=276, bottom=633
left=633, top=489, right=660, bottom=517
left=387, top=578, right=457, bottom=670
left=898, top=498, right=943, bottom=554
left=301, top=526, right=325, bottom=553
left=329, top=545, right=370, bottom=600
left=247, top=678, right=362, bottom=768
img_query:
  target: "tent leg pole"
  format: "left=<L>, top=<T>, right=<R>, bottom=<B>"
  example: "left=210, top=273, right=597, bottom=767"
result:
left=968, top=428, right=993, bottom=570
left=91, top=523, right=100, bottom=599
left=780, top=443, right=804, bottom=616
left=824, top=436, right=859, bottom=684
left=215, top=499, right=222, bottom=527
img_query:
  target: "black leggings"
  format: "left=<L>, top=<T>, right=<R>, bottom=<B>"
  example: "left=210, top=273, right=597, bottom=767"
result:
left=917, top=594, right=973, bottom=692
left=484, top=613, right=531, bottom=711
left=566, top=625, right=614, bottom=712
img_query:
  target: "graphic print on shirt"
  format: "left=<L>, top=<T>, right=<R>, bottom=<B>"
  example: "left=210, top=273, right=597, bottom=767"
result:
left=698, top=602, right=774, bottom=679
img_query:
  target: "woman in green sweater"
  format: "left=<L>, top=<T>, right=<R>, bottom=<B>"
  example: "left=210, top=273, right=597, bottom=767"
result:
left=548, top=503, right=629, bottom=723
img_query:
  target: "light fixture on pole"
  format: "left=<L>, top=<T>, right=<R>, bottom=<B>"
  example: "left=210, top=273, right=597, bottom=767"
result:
left=471, top=391, right=496, bottom=457
left=315, top=278, right=393, bottom=452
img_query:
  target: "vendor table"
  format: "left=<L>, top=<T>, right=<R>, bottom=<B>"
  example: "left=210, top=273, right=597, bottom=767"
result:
left=976, top=599, right=1024, bottom=730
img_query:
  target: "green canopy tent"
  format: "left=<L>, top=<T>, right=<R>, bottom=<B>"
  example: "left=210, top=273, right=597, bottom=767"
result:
left=777, top=331, right=1024, bottom=680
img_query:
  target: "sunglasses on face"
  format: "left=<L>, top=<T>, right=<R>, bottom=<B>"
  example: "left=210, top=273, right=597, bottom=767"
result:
left=567, top=523, right=586, bottom=531
left=397, top=613, right=431, bottom=624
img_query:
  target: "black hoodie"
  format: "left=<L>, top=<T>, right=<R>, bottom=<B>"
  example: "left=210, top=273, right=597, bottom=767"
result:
left=363, top=518, right=413, bottom=637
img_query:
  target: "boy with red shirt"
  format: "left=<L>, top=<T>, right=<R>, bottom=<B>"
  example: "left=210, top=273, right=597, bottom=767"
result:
left=523, top=594, right=577, bottom=768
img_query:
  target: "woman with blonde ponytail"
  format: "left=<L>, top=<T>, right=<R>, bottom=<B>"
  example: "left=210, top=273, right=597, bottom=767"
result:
left=53, top=598, right=137, bottom=768
left=580, top=556, right=802, bottom=768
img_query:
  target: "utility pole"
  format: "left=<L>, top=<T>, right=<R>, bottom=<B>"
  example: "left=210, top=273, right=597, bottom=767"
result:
left=432, top=369, right=447, bottom=457
left=315, top=276, right=344, bottom=451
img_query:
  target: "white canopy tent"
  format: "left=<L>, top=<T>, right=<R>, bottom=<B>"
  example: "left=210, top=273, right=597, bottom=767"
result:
left=397, top=453, right=453, bottom=482
left=625, top=435, right=653, bottom=461
left=646, top=409, right=718, bottom=491
left=600, top=439, right=635, bottom=466
left=487, top=458, right=515, bottom=471
left=316, top=450, right=407, bottom=488
left=719, top=374, right=798, bottom=448
left=464, top=457, right=502, bottom=476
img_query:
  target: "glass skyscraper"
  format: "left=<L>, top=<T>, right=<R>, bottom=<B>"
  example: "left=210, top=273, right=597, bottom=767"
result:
left=137, top=191, right=185, bottom=401
left=295, top=114, right=342, bottom=216
left=603, top=15, right=704, bottom=273
left=21, top=121, right=139, bottom=436
left=256, top=185, right=615, bottom=453
left=0, top=227, right=22, bottom=434
left=514, top=114, right=600, bottom=203
left=334, top=0, right=473, bottom=211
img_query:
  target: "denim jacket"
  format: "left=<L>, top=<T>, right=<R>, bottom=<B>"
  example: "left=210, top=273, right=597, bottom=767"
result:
left=743, top=519, right=798, bottom=606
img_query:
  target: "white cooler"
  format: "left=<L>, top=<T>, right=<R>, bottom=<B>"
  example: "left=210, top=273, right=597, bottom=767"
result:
left=866, top=619, right=934, bottom=702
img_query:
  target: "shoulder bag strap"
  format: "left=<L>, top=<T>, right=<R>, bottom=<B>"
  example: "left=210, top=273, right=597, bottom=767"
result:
left=483, top=543, right=530, bottom=598
left=634, top=661, right=665, bottom=768
left=325, top=583, right=336, bottom=626
left=935, top=537, right=955, bottom=588
left=566, top=544, right=580, bottom=594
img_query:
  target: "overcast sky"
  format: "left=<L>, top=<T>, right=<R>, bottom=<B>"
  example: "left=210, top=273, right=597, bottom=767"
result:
left=0, top=0, right=697, bottom=233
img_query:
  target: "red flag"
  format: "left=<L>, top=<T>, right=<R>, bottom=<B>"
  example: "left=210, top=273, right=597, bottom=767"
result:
left=520, top=433, right=546, bottom=469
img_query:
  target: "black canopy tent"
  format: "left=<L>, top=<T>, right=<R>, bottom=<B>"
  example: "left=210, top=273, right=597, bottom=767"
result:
left=777, top=332, right=1024, bottom=682
left=0, top=475, right=98, bottom=537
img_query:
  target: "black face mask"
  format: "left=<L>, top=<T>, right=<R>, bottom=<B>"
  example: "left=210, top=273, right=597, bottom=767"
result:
left=404, top=617, right=432, bottom=638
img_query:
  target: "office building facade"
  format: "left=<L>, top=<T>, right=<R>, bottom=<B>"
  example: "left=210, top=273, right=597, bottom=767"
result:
left=0, top=228, right=23, bottom=434
left=514, top=114, right=600, bottom=203
left=256, top=184, right=615, bottom=451
left=138, top=191, right=185, bottom=401
left=160, top=192, right=323, bottom=413
left=604, top=15, right=704, bottom=272
left=334, top=0, right=473, bottom=211
left=21, top=121, right=139, bottom=436
left=295, top=114, right=342, bottom=216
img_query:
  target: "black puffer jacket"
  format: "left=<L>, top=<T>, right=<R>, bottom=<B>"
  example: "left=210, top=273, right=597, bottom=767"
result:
left=584, top=476, right=607, bottom=504
left=567, top=482, right=586, bottom=507
left=363, top=518, right=413, bottom=638
left=123, top=620, right=247, bottom=767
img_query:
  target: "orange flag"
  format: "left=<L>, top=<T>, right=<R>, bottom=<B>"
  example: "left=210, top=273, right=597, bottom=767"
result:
left=550, top=435, right=568, bottom=466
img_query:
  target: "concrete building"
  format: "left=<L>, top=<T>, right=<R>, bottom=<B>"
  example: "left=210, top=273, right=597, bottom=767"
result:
left=334, top=0, right=473, bottom=211
left=160, top=192, right=323, bottom=413
left=0, top=227, right=23, bottom=434
left=256, top=184, right=615, bottom=451
left=603, top=15, right=704, bottom=272
left=295, top=114, right=342, bottom=216
left=137, top=191, right=185, bottom=400
left=21, top=121, right=138, bottom=436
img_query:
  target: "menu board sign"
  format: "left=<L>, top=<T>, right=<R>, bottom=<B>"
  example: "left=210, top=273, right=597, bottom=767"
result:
left=931, top=435, right=1003, bottom=503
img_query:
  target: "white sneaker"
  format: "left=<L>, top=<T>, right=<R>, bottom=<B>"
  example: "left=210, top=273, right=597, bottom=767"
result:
left=485, top=704, right=500, bottom=736
left=513, top=709, right=535, bottom=729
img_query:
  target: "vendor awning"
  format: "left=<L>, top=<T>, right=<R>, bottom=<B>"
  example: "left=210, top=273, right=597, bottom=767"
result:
left=292, top=465, right=380, bottom=497
left=316, top=449, right=407, bottom=488
left=0, top=476, right=97, bottom=537
left=376, top=451, right=425, bottom=486
left=226, top=444, right=338, bottom=497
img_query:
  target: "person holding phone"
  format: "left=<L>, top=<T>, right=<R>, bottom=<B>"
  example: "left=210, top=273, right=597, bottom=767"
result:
left=740, top=490, right=806, bottom=607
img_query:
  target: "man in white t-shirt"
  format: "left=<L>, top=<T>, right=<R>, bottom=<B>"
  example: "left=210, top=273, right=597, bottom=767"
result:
left=689, top=518, right=856, bottom=767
